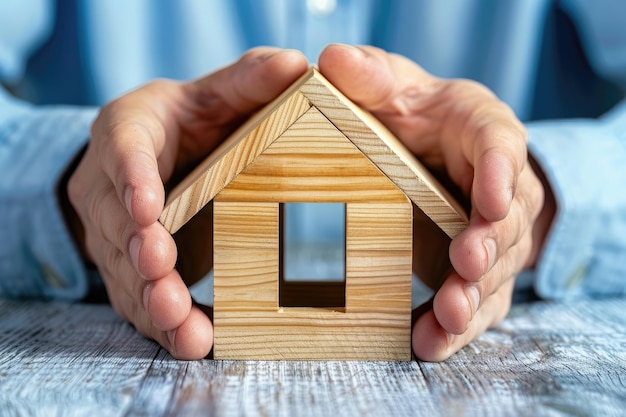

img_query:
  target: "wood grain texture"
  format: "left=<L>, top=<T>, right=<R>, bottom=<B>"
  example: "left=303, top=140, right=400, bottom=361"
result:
left=211, top=101, right=415, bottom=360
left=2, top=297, right=625, bottom=417
left=212, top=200, right=412, bottom=360
left=163, top=67, right=470, bottom=361
left=160, top=67, right=467, bottom=236
left=216, top=107, right=409, bottom=203
left=213, top=201, right=279, bottom=312
left=299, top=70, right=468, bottom=237
left=345, top=203, right=412, bottom=313
left=159, top=90, right=311, bottom=233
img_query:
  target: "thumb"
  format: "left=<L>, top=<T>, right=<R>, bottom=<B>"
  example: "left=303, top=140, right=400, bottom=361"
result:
left=185, top=47, right=309, bottom=118
left=317, top=44, right=446, bottom=163
left=318, top=44, right=438, bottom=114
left=168, top=47, right=308, bottom=176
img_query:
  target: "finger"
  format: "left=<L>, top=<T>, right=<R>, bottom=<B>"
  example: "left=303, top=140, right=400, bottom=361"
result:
left=170, top=48, right=308, bottom=176
left=98, top=242, right=212, bottom=359
left=91, top=108, right=167, bottom=226
left=431, top=79, right=528, bottom=221
left=449, top=163, right=543, bottom=281
left=432, top=266, right=516, bottom=336
left=80, top=179, right=176, bottom=280
left=412, top=278, right=514, bottom=362
left=96, top=240, right=190, bottom=331
left=435, top=221, right=533, bottom=335
left=318, top=44, right=397, bottom=109
left=184, top=47, right=309, bottom=121
left=320, top=44, right=528, bottom=223
left=318, top=44, right=446, bottom=159
left=465, top=110, right=528, bottom=221
left=166, top=305, right=214, bottom=360
left=93, top=48, right=303, bottom=225
left=318, top=44, right=436, bottom=111
left=435, top=164, right=543, bottom=334
left=318, top=43, right=442, bottom=158
left=109, top=284, right=213, bottom=360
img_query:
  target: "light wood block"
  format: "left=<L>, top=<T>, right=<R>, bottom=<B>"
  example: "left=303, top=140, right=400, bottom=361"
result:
left=345, top=203, right=413, bottom=314
left=213, top=201, right=278, bottom=312
left=161, top=67, right=470, bottom=361
left=299, top=73, right=467, bottom=237
left=160, top=67, right=467, bottom=235
left=160, top=90, right=311, bottom=233
left=212, top=120, right=413, bottom=359
left=216, top=107, right=408, bottom=203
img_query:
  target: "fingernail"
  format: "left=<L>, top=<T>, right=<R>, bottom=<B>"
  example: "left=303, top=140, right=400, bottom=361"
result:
left=129, top=235, right=142, bottom=272
left=125, top=187, right=134, bottom=220
left=484, top=238, right=497, bottom=271
left=465, top=285, right=480, bottom=317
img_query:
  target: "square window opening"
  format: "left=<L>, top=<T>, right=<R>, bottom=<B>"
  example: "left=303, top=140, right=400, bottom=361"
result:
left=280, top=202, right=346, bottom=309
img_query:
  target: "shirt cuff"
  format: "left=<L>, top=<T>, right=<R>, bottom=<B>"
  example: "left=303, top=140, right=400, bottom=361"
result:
left=527, top=117, right=626, bottom=299
left=0, top=106, right=98, bottom=300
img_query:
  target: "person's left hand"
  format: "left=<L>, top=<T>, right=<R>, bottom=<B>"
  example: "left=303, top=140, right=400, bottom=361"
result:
left=318, top=44, right=546, bottom=361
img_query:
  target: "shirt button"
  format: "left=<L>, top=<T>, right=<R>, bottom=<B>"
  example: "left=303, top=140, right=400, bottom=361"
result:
left=306, top=0, right=337, bottom=16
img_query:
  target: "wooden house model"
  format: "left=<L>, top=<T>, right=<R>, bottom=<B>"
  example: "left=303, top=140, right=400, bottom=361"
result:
left=160, top=67, right=467, bottom=361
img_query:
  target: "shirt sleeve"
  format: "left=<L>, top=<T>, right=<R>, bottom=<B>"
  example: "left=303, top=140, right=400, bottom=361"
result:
left=527, top=99, right=626, bottom=300
left=0, top=89, right=98, bottom=300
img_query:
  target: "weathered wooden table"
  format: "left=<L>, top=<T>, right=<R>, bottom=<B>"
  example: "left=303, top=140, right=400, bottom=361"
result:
left=1, top=296, right=625, bottom=417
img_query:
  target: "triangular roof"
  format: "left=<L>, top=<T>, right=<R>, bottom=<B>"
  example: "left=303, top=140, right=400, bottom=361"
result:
left=160, top=67, right=468, bottom=236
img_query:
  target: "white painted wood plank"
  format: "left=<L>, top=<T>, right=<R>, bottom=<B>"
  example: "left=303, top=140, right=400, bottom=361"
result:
left=1, top=297, right=625, bottom=417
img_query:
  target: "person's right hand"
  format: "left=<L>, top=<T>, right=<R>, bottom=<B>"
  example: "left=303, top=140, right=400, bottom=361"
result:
left=67, top=48, right=308, bottom=359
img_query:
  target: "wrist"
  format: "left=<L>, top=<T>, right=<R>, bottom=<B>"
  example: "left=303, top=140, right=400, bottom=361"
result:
left=526, top=153, right=557, bottom=269
left=56, top=144, right=95, bottom=267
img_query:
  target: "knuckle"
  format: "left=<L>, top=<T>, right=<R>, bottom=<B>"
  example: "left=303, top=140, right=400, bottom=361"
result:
left=86, top=186, right=112, bottom=232
left=475, top=119, right=525, bottom=156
